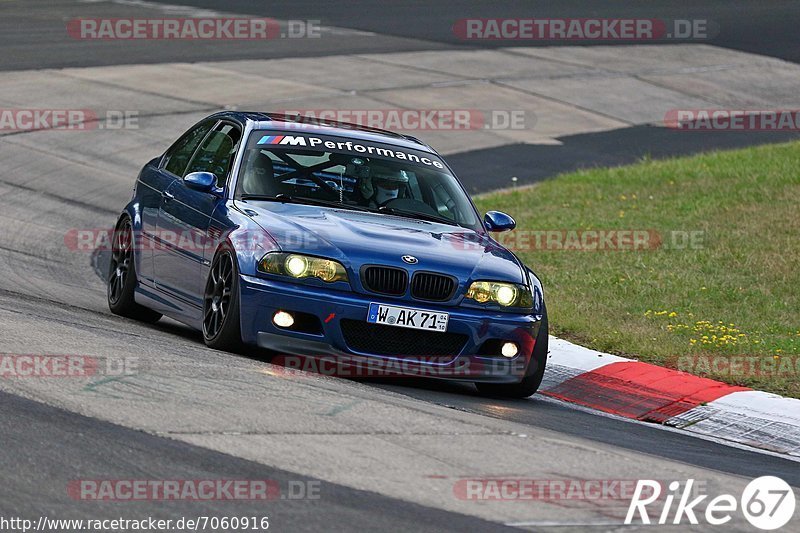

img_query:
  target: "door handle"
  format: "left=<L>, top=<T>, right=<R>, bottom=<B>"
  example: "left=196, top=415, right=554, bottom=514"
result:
left=162, top=190, right=175, bottom=202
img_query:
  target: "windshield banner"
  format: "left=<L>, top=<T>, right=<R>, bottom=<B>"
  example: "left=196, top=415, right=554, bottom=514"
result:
left=250, top=131, right=447, bottom=170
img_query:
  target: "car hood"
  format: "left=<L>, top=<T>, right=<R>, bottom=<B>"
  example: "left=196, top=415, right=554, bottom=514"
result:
left=240, top=202, right=526, bottom=285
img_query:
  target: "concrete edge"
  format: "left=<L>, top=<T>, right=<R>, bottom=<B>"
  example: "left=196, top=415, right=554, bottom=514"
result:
left=543, top=335, right=800, bottom=457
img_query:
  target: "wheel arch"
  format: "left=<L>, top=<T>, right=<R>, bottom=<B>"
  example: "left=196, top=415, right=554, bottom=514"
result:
left=114, top=203, right=144, bottom=277
left=216, top=221, right=279, bottom=279
left=525, top=267, right=545, bottom=318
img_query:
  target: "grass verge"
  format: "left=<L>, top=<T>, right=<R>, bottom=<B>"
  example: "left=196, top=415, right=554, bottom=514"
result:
left=474, top=142, right=800, bottom=397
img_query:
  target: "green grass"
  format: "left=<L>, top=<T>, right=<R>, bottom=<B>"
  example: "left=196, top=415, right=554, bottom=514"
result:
left=474, top=142, right=800, bottom=397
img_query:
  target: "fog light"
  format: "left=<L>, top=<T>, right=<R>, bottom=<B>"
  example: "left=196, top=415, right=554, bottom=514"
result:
left=501, top=342, right=518, bottom=358
left=273, top=310, right=295, bottom=328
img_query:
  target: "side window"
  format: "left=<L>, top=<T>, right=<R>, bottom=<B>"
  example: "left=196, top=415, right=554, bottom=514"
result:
left=184, top=123, right=241, bottom=187
left=164, top=121, right=214, bottom=177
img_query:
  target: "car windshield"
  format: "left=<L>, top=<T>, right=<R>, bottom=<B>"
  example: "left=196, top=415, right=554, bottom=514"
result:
left=235, top=131, right=480, bottom=230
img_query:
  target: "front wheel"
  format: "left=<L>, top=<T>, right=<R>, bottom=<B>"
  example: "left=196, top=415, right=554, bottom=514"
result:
left=475, top=305, right=548, bottom=399
left=202, top=249, right=243, bottom=351
left=107, top=216, right=162, bottom=323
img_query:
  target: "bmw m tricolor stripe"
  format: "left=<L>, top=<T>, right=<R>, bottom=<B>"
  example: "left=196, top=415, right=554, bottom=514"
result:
left=257, top=135, right=285, bottom=144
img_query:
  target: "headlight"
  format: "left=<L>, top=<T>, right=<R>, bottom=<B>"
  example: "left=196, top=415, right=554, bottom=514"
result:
left=465, top=281, right=533, bottom=308
left=258, top=253, right=348, bottom=283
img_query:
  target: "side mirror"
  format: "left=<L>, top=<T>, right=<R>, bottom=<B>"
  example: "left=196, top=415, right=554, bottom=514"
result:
left=184, top=172, right=221, bottom=195
left=484, top=211, right=516, bottom=232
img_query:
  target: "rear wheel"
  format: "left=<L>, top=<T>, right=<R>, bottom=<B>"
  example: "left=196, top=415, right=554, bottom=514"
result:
left=202, top=249, right=243, bottom=351
left=475, top=305, right=548, bottom=399
left=107, top=216, right=162, bottom=323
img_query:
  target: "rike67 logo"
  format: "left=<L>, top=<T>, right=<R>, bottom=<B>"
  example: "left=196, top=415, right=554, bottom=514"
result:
left=626, top=477, right=796, bottom=530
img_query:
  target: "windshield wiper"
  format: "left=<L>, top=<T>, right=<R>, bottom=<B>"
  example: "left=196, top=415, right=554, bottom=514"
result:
left=376, top=206, right=462, bottom=227
left=239, top=194, right=371, bottom=212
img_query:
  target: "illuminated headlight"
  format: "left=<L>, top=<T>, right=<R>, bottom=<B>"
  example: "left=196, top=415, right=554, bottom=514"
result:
left=465, top=281, right=532, bottom=308
left=258, top=253, right=348, bottom=283
left=286, top=255, right=308, bottom=277
left=495, top=285, right=517, bottom=306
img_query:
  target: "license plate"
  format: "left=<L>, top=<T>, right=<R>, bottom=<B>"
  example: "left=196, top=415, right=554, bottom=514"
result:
left=367, top=303, right=449, bottom=332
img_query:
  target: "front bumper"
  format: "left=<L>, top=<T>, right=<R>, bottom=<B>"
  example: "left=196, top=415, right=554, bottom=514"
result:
left=239, top=274, right=542, bottom=383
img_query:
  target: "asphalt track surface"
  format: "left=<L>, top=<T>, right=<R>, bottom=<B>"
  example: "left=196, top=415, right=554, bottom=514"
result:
left=1, top=1, right=799, bottom=531
left=5, top=1, right=800, bottom=188
left=0, top=390, right=512, bottom=532
left=4, top=0, right=800, bottom=70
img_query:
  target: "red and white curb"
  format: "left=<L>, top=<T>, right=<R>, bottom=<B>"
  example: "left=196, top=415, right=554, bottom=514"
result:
left=541, top=337, right=800, bottom=458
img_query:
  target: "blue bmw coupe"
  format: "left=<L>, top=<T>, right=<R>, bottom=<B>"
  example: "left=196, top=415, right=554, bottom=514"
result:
left=108, top=112, right=547, bottom=397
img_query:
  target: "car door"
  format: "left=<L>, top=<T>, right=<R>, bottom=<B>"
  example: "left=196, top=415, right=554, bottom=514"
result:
left=141, top=120, right=215, bottom=285
left=154, top=121, right=241, bottom=308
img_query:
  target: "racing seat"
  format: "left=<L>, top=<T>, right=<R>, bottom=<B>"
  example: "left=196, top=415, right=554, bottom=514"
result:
left=240, top=150, right=276, bottom=196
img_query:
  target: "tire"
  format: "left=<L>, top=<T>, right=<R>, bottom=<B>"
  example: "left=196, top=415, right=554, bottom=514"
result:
left=107, top=216, right=162, bottom=323
left=202, top=249, right=243, bottom=351
left=475, top=304, right=548, bottom=399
